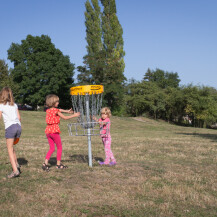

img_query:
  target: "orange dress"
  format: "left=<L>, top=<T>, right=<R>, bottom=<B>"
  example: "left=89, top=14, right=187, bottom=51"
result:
left=45, top=108, right=61, bottom=134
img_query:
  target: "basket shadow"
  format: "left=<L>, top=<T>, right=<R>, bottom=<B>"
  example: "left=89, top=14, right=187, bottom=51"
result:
left=69, top=154, right=104, bottom=164
left=48, top=155, right=104, bottom=166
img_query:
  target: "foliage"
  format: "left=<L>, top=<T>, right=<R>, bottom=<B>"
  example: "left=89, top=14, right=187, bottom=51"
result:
left=7, top=35, right=75, bottom=108
left=164, top=87, right=185, bottom=122
left=100, top=0, right=126, bottom=112
left=77, top=65, right=93, bottom=85
left=144, top=68, right=180, bottom=88
left=183, top=85, right=217, bottom=127
left=78, top=0, right=126, bottom=113
left=0, top=59, right=19, bottom=99
left=125, top=78, right=217, bottom=128
left=125, top=81, right=166, bottom=118
left=78, top=0, right=103, bottom=85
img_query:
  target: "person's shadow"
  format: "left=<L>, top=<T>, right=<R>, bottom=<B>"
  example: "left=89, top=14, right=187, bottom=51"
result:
left=17, top=158, right=28, bottom=166
left=48, top=157, right=58, bottom=166
left=176, top=132, right=217, bottom=142
left=48, top=155, right=104, bottom=166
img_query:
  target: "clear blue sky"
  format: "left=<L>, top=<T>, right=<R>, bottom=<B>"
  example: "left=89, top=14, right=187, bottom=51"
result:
left=1, top=0, right=217, bottom=88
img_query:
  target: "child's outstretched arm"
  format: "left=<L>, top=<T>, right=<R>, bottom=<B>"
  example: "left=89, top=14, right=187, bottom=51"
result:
left=58, top=111, right=80, bottom=120
left=92, top=115, right=99, bottom=122
left=59, top=108, right=73, bottom=113
left=92, top=116, right=107, bottom=126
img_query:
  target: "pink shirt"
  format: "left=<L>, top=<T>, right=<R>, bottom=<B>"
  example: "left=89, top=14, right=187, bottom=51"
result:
left=45, top=108, right=61, bottom=134
left=99, top=117, right=110, bottom=137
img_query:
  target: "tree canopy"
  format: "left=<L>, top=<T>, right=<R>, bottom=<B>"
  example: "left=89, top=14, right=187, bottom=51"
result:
left=7, top=35, right=75, bottom=108
left=144, top=68, right=180, bottom=89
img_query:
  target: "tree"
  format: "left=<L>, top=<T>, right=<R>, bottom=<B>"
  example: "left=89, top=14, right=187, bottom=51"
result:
left=0, top=59, right=19, bottom=97
left=101, top=0, right=126, bottom=113
left=144, top=68, right=180, bottom=89
left=164, top=87, right=185, bottom=122
left=7, top=35, right=75, bottom=108
left=79, top=0, right=104, bottom=85
left=77, top=65, right=93, bottom=85
left=125, top=81, right=166, bottom=118
left=183, top=85, right=217, bottom=127
left=79, top=0, right=126, bottom=113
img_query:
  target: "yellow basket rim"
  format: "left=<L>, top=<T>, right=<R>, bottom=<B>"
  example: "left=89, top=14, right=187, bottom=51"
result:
left=70, top=85, right=104, bottom=95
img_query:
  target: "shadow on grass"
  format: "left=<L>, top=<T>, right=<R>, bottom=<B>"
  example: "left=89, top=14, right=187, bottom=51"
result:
left=69, top=155, right=104, bottom=164
left=17, top=158, right=28, bottom=166
left=177, top=132, right=217, bottom=142
left=48, top=158, right=57, bottom=166
left=48, top=155, right=104, bottom=166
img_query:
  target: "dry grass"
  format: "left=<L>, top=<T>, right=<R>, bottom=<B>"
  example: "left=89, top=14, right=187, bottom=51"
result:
left=0, top=111, right=217, bottom=216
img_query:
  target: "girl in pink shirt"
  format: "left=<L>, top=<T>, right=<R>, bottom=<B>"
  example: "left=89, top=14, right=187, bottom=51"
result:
left=96, top=107, right=116, bottom=166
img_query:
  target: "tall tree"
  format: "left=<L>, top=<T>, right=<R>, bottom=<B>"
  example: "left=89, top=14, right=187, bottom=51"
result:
left=79, top=0, right=126, bottom=113
left=82, top=0, right=104, bottom=84
left=101, top=0, right=126, bottom=112
left=7, top=35, right=75, bottom=108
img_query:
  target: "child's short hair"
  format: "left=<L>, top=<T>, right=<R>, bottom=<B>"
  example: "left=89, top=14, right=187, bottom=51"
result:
left=101, top=107, right=111, bottom=118
left=0, top=87, right=14, bottom=106
left=46, top=94, right=59, bottom=108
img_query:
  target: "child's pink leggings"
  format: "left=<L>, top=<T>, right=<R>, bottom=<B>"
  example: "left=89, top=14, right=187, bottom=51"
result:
left=45, top=133, right=62, bottom=161
left=102, top=136, right=116, bottom=164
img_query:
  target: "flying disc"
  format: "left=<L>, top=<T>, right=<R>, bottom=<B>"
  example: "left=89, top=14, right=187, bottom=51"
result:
left=13, top=138, right=20, bottom=145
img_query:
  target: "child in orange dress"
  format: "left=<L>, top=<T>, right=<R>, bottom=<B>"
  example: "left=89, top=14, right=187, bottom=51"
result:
left=42, top=94, right=80, bottom=171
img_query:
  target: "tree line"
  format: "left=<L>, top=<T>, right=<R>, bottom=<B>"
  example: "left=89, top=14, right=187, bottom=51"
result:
left=125, top=68, right=217, bottom=127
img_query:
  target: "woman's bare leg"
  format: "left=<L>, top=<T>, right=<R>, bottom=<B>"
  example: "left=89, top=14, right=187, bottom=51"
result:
left=6, top=139, right=18, bottom=172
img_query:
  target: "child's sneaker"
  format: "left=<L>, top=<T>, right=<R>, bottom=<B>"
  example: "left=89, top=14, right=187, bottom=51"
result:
left=98, top=161, right=105, bottom=165
left=109, top=161, right=117, bottom=166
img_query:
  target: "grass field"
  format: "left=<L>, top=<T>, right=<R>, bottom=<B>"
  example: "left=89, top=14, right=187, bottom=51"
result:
left=0, top=111, right=217, bottom=217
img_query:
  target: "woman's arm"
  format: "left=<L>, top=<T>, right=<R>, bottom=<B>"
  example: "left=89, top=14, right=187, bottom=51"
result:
left=0, top=111, right=2, bottom=119
left=58, top=111, right=80, bottom=120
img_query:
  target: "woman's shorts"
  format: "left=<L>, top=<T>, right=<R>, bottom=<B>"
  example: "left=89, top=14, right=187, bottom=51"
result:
left=5, top=124, right=22, bottom=139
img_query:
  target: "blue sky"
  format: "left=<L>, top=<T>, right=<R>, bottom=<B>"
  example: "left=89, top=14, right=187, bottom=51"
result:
left=1, top=0, right=217, bottom=88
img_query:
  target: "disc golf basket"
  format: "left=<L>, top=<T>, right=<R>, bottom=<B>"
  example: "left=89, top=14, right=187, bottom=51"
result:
left=68, top=85, right=109, bottom=167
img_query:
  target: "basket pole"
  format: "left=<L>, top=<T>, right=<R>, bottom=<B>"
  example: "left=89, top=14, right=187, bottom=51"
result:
left=85, top=94, right=92, bottom=167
